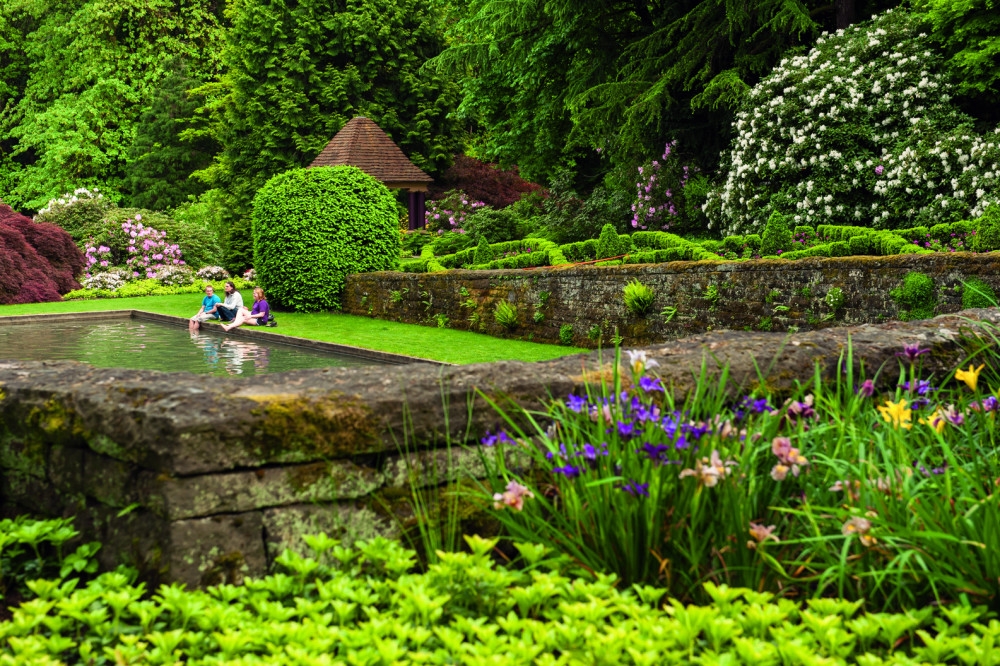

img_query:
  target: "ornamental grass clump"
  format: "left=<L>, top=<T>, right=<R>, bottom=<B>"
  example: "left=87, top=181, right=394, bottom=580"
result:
left=707, top=8, right=1000, bottom=237
left=479, top=337, right=1000, bottom=608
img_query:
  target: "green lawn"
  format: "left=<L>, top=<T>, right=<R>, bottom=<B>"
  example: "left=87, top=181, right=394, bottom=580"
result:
left=0, top=295, right=588, bottom=365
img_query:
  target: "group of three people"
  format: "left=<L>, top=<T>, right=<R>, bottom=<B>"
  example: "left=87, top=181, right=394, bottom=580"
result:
left=189, top=281, right=273, bottom=332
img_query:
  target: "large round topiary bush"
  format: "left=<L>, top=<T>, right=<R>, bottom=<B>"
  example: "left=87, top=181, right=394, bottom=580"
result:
left=251, top=166, right=399, bottom=311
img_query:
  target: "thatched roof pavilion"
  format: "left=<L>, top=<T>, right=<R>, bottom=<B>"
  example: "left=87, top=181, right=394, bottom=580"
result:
left=309, top=117, right=432, bottom=229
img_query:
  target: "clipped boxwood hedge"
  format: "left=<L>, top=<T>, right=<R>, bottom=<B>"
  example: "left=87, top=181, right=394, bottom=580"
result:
left=252, top=166, right=399, bottom=311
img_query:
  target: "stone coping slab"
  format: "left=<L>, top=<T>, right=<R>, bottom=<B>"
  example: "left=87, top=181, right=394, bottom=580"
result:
left=2, top=307, right=998, bottom=476
left=0, top=309, right=446, bottom=367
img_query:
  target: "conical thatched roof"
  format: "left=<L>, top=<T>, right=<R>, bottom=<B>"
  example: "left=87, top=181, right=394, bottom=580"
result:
left=308, top=117, right=432, bottom=189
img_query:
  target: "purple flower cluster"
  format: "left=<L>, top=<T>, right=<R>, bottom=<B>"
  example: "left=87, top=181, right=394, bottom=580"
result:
left=629, top=141, right=697, bottom=231
left=425, top=190, right=486, bottom=233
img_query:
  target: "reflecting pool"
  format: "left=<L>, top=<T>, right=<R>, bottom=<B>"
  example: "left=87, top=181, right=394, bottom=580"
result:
left=0, top=319, right=384, bottom=375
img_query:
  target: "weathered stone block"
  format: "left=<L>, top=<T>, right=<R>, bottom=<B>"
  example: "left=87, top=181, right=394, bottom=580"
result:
left=149, top=460, right=384, bottom=520
left=262, top=502, right=398, bottom=562
left=168, top=512, right=266, bottom=587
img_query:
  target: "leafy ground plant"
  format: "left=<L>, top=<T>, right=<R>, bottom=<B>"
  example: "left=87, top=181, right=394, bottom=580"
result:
left=3, top=523, right=1000, bottom=664
left=623, top=279, right=656, bottom=316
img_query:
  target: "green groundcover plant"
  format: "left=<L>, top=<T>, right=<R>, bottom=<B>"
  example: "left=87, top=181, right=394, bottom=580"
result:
left=479, top=336, right=1000, bottom=610
left=3, top=520, right=1000, bottom=664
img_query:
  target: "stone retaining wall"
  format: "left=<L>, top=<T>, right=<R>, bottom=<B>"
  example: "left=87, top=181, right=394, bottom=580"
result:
left=2, top=307, right=999, bottom=587
left=343, top=253, right=1000, bottom=347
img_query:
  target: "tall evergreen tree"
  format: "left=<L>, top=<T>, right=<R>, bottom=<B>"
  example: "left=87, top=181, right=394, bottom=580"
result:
left=431, top=0, right=900, bottom=183
left=127, top=61, right=217, bottom=210
left=207, top=0, right=461, bottom=274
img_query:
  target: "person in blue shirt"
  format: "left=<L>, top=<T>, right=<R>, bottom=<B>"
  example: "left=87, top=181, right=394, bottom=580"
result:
left=189, top=284, right=222, bottom=332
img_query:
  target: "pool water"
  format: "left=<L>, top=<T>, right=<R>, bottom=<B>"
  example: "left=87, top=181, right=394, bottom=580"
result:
left=0, top=319, right=383, bottom=375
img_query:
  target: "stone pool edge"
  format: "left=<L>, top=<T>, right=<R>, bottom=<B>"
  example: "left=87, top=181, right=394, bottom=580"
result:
left=0, top=309, right=449, bottom=367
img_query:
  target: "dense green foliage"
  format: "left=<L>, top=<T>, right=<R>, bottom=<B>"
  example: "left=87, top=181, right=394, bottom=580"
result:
left=483, top=336, right=1000, bottom=607
left=209, top=0, right=460, bottom=273
left=6, top=523, right=1000, bottom=664
left=916, top=0, right=1000, bottom=109
left=252, top=167, right=399, bottom=311
left=623, top=279, right=656, bottom=316
left=890, top=271, right=937, bottom=320
left=974, top=204, right=1000, bottom=252
left=473, top=237, right=494, bottom=265
left=430, top=0, right=899, bottom=183
left=126, top=61, right=216, bottom=210
left=0, top=0, right=225, bottom=209
left=962, top=277, right=998, bottom=309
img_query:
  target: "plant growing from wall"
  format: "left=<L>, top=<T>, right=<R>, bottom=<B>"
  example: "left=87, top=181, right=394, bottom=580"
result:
left=623, top=279, right=656, bottom=316
left=703, top=284, right=719, bottom=305
left=494, top=301, right=518, bottom=329
left=824, top=287, right=845, bottom=311
left=961, top=278, right=997, bottom=309
left=661, top=305, right=678, bottom=322
left=587, top=325, right=602, bottom=341
left=890, top=272, right=937, bottom=321
left=533, top=311, right=545, bottom=323
left=559, top=324, right=574, bottom=345
left=251, top=166, right=399, bottom=311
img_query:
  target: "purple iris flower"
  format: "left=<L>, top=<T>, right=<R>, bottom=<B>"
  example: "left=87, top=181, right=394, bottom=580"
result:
left=857, top=379, right=875, bottom=397
left=552, top=464, right=582, bottom=478
left=682, top=423, right=711, bottom=440
left=618, top=480, right=650, bottom=497
left=545, top=443, right=570, bottom=460
left=566, top=394, right=588, bottom=413
left=903, top=379, right=937, bottom=396
left=617, top=420, right=639, bottom=439
left=897, top=344, right=931, bottom=363
left=639, top=376, right=665, bottom=393
left=579, top=443, right=609, bottom=461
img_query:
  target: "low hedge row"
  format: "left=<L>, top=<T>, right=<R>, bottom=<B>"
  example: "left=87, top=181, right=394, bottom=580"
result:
left=399, top=217, right=990, bottom=274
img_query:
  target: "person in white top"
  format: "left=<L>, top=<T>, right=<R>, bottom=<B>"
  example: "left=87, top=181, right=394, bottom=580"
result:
left=205, top=280, right=244, bottom=323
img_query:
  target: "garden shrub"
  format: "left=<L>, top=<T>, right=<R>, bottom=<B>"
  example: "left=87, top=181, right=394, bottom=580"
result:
left=974, top=205, right=1000, bottom=252
left=32, top=188, right=111, bottom=240
left=962, top=277, right=997, bottom=309
left=80, top=269, right=132, bottom=292
left=428, top=154, right=544, bottom=209
left=744, top=234, right=761, bottom=253
left=82, top=214, right=185, bottom=280
left=760, top=211, right=792, bottom=256
left=890, top=271, right=937, bottom=320
left=429, top=230, right=475, bottom=256
left=195, top=265, right=230, bottom=281
left=707, top=8, right=1000, bottom=237
left=627, top=141, right=700, bottom=232
left=83, top=207, right=222, bottom=269
left=63, top=276, right=253, bottom=301
left=0, top=204, right=83, bottom=304
left=252, top=166, right=399, bottom=311
left=596, top=223, right=626, bottom=260
left=401, top=230, right=435, bottom=257
left=424, top=190, right=487, bottom=233
left=473, top=237, right=495, bottom=265
left=535, top=171, right=630, bottom=244
left=464, top=207, right=522, bottom=244
left=558, top=324, right=574, bottom=345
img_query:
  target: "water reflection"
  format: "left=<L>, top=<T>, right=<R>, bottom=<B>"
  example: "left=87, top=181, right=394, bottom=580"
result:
left=189, top=331, right=271, bottom=375
left=1, top=319, right=377, bottom=373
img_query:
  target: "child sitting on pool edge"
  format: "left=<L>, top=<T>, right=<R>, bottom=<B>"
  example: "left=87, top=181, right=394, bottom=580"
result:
left=222, top=287, right=275, bottom=332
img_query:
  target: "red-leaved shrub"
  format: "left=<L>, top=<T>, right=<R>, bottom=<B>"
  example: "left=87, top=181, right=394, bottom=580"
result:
left=0, top=204, right=84, bottom=304
left=429, top=154, right=545, bottom=209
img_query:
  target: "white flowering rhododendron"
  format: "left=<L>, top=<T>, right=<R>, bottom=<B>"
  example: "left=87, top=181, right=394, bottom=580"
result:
left=34, top=187, right=104, bottom=220
left=706, top=8, right=1000, bottom=237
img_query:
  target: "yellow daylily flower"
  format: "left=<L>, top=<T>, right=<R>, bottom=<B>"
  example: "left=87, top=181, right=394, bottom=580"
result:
left=955, top=363, right=986, bottom=391
left=918, top=409, right=946, bottom=434
left=877, top=398, right=912, bottom=430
